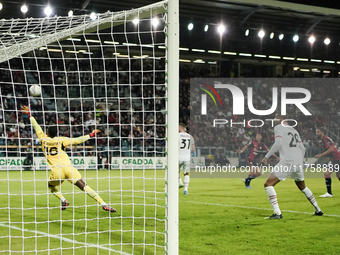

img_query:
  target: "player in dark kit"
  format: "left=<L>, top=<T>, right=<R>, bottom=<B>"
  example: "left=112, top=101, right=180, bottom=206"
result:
left=315, top=128, right=340, bottom=198
left=237, top=133, right=279, bottom=188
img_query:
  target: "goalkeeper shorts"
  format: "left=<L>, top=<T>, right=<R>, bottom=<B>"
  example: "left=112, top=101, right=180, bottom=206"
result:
left=49, top=166, right=82, bottom=185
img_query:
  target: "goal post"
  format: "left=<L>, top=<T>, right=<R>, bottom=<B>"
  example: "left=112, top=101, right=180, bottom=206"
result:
left=0, top=0, right=179, bottom=254
left=166, top=0, right=179, bottom=254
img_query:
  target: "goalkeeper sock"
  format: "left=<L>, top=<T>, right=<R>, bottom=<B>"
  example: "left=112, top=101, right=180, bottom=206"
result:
left=83, top=185, right=104, bottom=205
left=184, top=175, right=190, bottom=192
left=265, top=186, right=281, bottom=215
left=325, top=178, right=332, bottom=194
left=302, top=187, right=321, bottom=212
left=49, top=186, right=66, bottom=202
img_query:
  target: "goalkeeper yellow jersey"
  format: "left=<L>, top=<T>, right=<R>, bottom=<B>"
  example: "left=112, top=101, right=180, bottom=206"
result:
left=30, top=117, right=90, bottom=167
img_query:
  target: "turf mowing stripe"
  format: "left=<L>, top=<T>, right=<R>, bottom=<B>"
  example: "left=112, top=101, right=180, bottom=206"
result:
left=112, top=194, right=340, bottom=218
left=181, top=200, right=340, bottom=217
left=0, top=223, right=132, bottom=255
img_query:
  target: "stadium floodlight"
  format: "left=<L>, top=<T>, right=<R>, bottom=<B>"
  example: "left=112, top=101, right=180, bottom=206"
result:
left=208, top=50, right=221, bottom=54
left=239, top=53, right=252, bottom=56
left=68, top=10, right=73, bottom=17
left=65, top=50, right=79, bottom=54
left=308, top=36, right=315, bottom=44
left=217, top=24, right=226, bottom=35
left=224, top=51, right=237, bottom=55
left=204, top=25, right=209, bottom=32
left=194, top=59, right=205, bottom=63
left=188, top=23, right=193, bottom=31
left=270, top=32, right=274, bottom=39
left=104, top=40, right=119, bottom=45
left=192, top=48, right=205, bottom=52
left=85, top=39, right=101, bottom=43
left=21, top=4, right=28, bottom=14
left=47, top=48, right=62, bottom=52
left=324, top=38, right=330, bottom=45
left=123, top=42, right=137, bottom=46
left=245, top=29, right=249, bottom=36
left=258, top=30, right=265, bottom=38
left=90, top=12, right=97, bottom=20
left=132, top=18, right=139, bottom=24
left=44, top=6, right=52, bottom=16
left=279, top=34, right=284, bottom=40
left=152, top=17, right=159, bottom=27
left=67, top=38, right=81, bottom=41
left=0, top=3, right=3, bottom=11
left=293, top=35, right=299, bottom=42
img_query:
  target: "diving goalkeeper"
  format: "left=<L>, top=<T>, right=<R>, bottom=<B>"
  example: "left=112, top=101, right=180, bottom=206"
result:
left=21, top=105, right=116, bottom=212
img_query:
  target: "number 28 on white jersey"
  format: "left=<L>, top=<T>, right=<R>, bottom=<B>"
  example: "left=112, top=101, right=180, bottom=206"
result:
left=178, top=132, right=194, bottom=161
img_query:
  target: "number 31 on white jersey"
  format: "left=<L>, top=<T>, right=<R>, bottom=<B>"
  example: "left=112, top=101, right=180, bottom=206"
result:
left=179, top=132, right=194, bottom=161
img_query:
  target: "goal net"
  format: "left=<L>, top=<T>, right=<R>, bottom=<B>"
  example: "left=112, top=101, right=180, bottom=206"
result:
left=0, top=1, right=178, bottom=254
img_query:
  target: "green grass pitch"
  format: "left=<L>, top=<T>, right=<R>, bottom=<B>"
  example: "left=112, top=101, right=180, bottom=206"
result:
left=1, top=169, right=340, bottom=254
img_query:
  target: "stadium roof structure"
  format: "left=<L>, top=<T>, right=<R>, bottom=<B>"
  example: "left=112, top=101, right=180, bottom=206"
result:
left=1, top=0, right=340, bottom=68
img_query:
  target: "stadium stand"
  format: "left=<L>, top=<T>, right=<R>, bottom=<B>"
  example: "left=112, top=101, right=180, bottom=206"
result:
left=0, top=54, right=339, bottom=162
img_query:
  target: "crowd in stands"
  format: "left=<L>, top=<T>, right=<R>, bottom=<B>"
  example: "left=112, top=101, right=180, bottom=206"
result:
left=188, top=78, right=340, bottom=155
left=0, top=52, right=339, bottom=160
left=0, top=55, right=167, bottom=158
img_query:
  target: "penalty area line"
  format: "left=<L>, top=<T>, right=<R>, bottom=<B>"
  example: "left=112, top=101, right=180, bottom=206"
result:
left=113, top=194, right=340, bottom=218
left=0, top=223, right=132, bottom=255
left=182, top=200, right=340, bottom=218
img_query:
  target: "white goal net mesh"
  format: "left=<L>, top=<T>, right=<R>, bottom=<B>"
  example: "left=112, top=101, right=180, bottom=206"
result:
left=0, top=1, right=169, bottom=254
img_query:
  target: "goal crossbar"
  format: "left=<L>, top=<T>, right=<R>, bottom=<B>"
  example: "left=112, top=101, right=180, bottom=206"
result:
left=0, top=0, right=167, bottom=64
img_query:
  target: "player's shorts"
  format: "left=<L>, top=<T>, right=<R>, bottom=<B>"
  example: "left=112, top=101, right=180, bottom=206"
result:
left=179, top=161, right=190, bottom=174
left=270, top=160, right=304, bottom=181
left=246, top=157, right=258, bottom=167
left=48, top=166, right=82, bottom=185
left=329, top=160, right=340, bottom=172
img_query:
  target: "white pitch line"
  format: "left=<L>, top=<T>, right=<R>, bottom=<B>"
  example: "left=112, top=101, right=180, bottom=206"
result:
left=181, top=200, right=340, bottom=217
left=0, top=223, right=132, bottom=255
left=115, top=194, right=340, bottom=218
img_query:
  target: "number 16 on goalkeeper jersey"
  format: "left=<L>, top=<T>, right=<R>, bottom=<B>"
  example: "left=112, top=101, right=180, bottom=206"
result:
left=21, top=105, right=116, bottom=212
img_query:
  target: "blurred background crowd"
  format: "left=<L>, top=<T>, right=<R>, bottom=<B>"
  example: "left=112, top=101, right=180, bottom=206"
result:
left=0, top=54, right=339, bottom=163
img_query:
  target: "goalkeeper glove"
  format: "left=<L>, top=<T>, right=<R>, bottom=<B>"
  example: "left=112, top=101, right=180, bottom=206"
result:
left=20, top=105, right=31, bottom=117
left=89, top=129, right=100, bottom=138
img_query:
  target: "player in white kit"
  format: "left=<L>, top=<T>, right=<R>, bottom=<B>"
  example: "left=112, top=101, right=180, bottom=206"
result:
left=261, top=114, right=323, bottom=219
left=179, top=123, right=195, bottom=195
